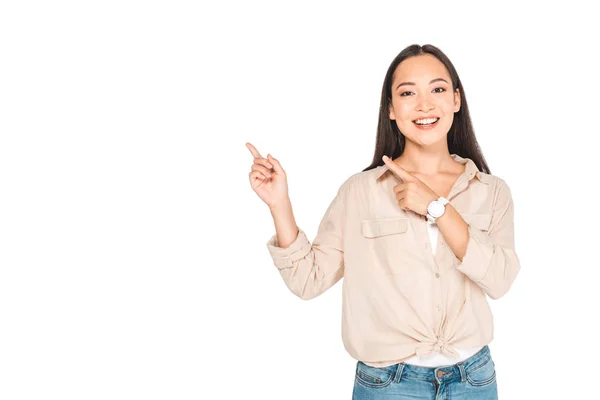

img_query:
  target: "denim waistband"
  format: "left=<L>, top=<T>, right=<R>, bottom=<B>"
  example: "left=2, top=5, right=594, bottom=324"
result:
left=378, top=345, right=492, bottom=384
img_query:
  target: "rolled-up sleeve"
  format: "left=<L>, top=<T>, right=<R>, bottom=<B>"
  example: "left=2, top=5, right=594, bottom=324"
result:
left=453, top=179, right=521, bottom=300
left=266, top=182, right=348, bottom=300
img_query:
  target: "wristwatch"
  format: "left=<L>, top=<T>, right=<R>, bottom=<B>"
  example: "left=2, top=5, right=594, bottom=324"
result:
left=426, top=196, right=449, bottom=224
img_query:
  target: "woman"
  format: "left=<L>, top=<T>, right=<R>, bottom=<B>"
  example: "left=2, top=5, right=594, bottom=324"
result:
left=246, top=44, right=520, bottom=399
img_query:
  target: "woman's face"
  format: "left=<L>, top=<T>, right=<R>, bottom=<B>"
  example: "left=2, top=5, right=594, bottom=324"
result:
left=388, top=54, right=461, bottom=147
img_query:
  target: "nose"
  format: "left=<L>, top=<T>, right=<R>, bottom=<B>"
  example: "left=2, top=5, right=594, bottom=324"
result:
left=416, top=94, right=435, bottom=112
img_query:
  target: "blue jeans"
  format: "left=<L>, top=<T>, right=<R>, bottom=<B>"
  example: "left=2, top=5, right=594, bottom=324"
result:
left=352, top=345, right=498, bottom=399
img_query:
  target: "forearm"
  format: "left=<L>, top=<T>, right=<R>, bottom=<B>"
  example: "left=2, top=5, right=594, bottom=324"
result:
left=265, top=187, right=347, bottom=300
left=436, top=198, right=520, bottom=300
left=269, top=197, right=299, bottom=249
left=435, top=203, right=469, bottom=261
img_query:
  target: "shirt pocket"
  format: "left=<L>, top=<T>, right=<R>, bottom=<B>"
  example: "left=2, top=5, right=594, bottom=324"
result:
left=361, top=216, right=412, bottom=275
left=362, top=216, right=408, bottom=238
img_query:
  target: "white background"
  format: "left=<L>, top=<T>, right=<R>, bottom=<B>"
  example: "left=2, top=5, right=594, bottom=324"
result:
left=1, top=1, right=598, bottom=399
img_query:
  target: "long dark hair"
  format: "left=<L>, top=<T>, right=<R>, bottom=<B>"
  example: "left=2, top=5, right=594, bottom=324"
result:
left=362, top=44, right=490, bottom=174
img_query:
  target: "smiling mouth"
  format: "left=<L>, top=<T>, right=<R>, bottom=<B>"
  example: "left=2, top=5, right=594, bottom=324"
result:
left=413, top=118, right=440, bottom=129
left=413, top=117, right=440, bottom=126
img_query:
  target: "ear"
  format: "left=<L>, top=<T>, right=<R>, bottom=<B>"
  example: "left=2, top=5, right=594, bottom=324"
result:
left=453, top=88, right=461, bottom=113
left=389, top=104, right=396, bottom=120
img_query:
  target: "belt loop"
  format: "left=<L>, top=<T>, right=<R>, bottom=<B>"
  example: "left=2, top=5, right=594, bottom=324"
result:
left=457, top=362, right=466, bottom=383
left=394, top=362, right=405, bottom=383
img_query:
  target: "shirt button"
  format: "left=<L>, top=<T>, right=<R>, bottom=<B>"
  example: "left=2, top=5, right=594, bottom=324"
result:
left=435, top=272, right=440, bottom=278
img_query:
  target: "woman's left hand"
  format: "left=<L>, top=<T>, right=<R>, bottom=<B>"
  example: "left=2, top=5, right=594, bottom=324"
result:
left=382, top=155, right=440, bottom=216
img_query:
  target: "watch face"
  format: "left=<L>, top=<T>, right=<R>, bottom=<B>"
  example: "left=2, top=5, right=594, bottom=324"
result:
left=428, top=201, right=444, bottom=217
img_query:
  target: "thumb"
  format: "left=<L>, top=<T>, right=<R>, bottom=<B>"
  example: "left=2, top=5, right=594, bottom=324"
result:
left=267, top=154, right=284, bottom=174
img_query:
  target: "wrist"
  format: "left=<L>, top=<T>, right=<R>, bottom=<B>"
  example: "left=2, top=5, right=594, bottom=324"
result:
left=269, top=197, right=292, bottom=212
left=426, top=196, right=449, bottom=223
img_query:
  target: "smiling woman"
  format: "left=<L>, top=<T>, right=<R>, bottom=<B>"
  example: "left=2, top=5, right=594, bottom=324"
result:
left=250, top=43, right=519, bottom=400
left=384, top=53, right=463, bottom=152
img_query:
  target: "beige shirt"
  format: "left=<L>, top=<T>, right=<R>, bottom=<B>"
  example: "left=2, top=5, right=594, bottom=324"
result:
left=266, top=154, right=521, bottom=368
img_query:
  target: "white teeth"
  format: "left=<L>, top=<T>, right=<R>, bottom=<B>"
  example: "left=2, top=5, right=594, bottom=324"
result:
left=414, top=117, right=439, bottom=125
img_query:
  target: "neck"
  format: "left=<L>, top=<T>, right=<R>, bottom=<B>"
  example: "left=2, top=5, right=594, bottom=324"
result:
left=393, top=143, right=457, bottom=175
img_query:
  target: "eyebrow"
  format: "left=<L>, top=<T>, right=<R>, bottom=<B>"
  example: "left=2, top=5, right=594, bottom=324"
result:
left=395, top=78, right=449, bottom=91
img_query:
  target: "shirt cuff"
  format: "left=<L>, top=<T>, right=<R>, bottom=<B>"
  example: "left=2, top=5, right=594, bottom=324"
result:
left=266, top=228, right=312, bottom=269
left=452, top=225, right=495, bottom=283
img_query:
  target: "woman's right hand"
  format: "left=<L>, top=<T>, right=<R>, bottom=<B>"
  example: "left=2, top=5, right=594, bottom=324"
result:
left=246, top=142, right=290, bottom=208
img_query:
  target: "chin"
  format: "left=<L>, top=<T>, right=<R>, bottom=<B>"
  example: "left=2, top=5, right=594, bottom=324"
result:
left=406, top=131, right=446, bottom=145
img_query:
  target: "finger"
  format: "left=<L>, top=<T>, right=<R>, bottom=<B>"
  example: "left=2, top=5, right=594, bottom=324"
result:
left=392, top=183, right=407, bottom=194
left=246, top=142, right=263, bottom=159
left=395, top=191, right=406, bottom=203
left=249, top=170, right=268, bottom=183
left=382, top=155, right=414, bottom=182
left=396, top=197, right=406, bottom=210
left=267, top=153, right=284, bottom=174
left=251, top=164, right=272, bottom=178
left=254, top=157, right=273, bottom=169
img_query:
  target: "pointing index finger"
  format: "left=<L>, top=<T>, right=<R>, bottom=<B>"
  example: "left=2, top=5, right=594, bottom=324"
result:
left=382, top=155, right=414, bottom=181
left=246, top=142, right=263, bottom=159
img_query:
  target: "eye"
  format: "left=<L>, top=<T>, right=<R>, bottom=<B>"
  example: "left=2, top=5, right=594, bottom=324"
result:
left=399, top=87, right=446, bottom=97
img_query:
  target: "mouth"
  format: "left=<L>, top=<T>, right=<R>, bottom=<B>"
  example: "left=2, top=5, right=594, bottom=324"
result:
left=413, top=117, right=440, bottom=129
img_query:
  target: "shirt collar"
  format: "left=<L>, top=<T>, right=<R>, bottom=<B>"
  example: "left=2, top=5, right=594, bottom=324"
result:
left=374, top=153, right=490, bottom=185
